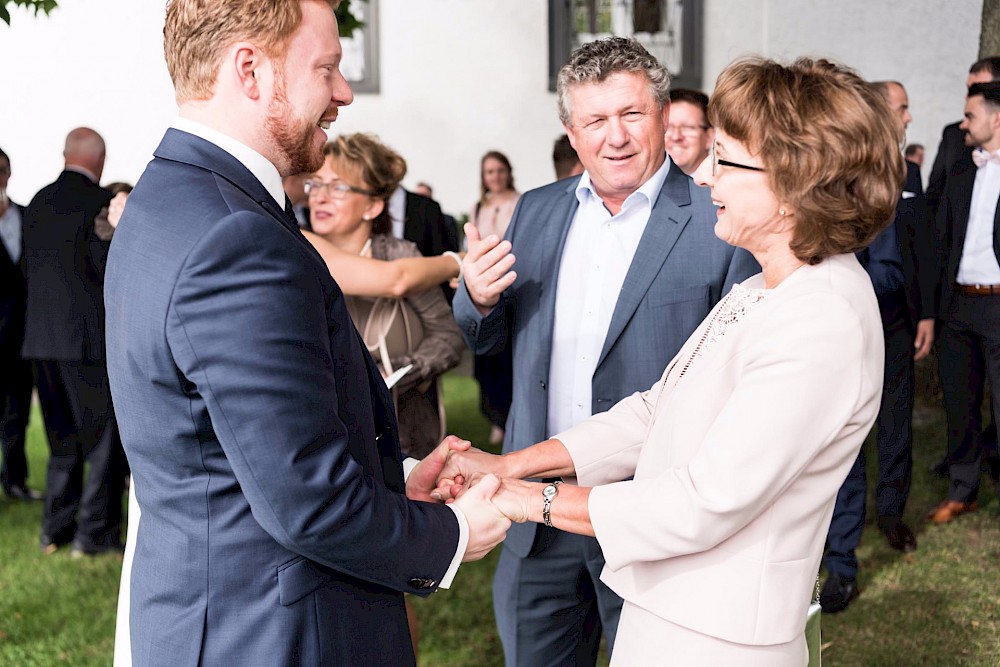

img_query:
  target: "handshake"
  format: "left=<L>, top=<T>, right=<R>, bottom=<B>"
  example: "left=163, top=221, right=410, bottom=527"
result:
left=406, top=435, right=541, bottom=563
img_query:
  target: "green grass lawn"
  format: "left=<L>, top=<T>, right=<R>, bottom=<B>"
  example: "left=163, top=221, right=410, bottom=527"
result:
left=1, top=360, right=998, bottom=666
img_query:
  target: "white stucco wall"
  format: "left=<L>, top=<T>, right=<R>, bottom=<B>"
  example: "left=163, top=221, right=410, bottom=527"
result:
left=0, top=0, right=985, bottom=215
left=702, top=0, right=983, bottom=187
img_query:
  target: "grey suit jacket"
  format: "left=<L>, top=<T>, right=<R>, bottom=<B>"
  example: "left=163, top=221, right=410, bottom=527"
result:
left=453, top=161, right=759, bottom=556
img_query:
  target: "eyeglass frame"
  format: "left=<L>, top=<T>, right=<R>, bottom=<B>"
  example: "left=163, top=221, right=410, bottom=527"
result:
left=304, top=178, right=375, bottom=198
left=710, top=140, right=766, bottom=177
left=665, top=123, right=709, bottom=138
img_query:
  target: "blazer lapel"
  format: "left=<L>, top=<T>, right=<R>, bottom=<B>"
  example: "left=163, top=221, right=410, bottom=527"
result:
left=597, top=163, right=693, bottom=367
left=153, top=129, right=298, bottom=234
left=950, top=161, right=977, bottom=277
left=994, top=188, right=1000, bottom=267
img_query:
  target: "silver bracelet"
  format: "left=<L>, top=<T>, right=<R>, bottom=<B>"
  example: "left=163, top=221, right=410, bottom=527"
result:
left=442, top=250, right=463, bottom=279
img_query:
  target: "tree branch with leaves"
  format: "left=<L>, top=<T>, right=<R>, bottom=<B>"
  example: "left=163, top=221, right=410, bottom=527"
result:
left=1, top=0, right=57, bottom=25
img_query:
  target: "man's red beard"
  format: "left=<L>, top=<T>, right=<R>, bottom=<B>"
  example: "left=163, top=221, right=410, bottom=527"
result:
left=265, top=67, right=325, bottom=175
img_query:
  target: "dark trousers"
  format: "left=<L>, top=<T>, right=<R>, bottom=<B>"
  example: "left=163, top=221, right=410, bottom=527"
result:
left=0, top=354, right=33, bottom=492
left=937, top=292, right=1000, bottom=503
left=33, top=359, right=126, bottom=547
left=493, top=529, right=623, bottom=667
left=825, top=291, right=913, bottom=578
left=474, top=345, right=513, bottom=429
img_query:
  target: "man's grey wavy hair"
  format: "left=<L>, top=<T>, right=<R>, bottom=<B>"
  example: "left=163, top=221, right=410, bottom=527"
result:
left=556, top=37, right=671, bottom=126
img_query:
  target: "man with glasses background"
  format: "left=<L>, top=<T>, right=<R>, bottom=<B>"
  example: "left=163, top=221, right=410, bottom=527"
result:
left=665, top=88, right=714, bottom=176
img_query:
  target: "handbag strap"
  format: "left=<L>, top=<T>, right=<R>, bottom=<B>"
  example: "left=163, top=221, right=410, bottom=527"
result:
left=362, top=297, right=400, bottom=376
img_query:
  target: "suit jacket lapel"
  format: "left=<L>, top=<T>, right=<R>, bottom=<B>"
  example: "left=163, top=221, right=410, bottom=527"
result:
left=153, top=129, right=298, bottom=234
left=950, top=162, right=977, bottom=278
left=597, top=163, right=692, bottom=367
left=994, top=186, right=1000, bottom=267
left=403, top=192, right=421, bottom=243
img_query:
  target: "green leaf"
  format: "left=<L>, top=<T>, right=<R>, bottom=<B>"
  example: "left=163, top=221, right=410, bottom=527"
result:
left=335, top=0, right=366, bottom=38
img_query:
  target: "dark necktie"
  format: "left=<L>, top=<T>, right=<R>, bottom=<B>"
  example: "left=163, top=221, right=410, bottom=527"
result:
left=283, top=195, right=298, bottom=225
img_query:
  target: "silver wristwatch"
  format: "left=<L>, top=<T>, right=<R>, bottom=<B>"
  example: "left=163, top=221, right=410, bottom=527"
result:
left=542, top=481, right=562, bottom=528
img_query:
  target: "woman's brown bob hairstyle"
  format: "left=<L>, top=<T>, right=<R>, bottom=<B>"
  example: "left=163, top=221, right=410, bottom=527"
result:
left=322, top=134, right=407, bottom=235
left=708, top=57, right=905, bottom=265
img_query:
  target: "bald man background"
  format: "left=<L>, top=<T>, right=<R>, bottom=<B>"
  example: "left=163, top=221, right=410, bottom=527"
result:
left=22, top=127, right=126, bottom=556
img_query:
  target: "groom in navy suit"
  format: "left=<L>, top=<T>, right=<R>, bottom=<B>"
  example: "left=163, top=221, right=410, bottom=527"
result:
left=105, top=2, right=508, bottom=665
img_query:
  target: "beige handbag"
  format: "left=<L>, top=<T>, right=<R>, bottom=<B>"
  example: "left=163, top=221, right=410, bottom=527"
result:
left=359, top=296, right=425, bottom=391
left=358, top=296, right=447, bottom=442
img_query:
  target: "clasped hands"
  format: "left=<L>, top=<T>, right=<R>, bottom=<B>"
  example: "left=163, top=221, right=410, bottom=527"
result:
left=406, top=435, right=537, bottom=563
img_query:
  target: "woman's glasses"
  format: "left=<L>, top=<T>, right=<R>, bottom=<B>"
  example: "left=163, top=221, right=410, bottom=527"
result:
left=304, top=179, right=374, bottom=199
left=711, top=141, right=766, bottom=176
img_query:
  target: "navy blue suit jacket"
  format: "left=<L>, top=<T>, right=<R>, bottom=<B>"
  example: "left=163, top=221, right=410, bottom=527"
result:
left=453, top=161, right=759, bottom=556
left=105, top=129, right=459, bottom=666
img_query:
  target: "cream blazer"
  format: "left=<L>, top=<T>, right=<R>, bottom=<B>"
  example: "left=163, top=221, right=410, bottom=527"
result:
left=558, top=252, right=884, bottom=647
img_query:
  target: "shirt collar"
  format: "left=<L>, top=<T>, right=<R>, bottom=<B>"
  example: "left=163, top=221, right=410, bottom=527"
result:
left=389, top=185, right=407, bottom=222
left=574, top=153, right=672, bottom=212
left=171, top=116, right=286, bottom=207
left=64, top=165, right=99, bottom=183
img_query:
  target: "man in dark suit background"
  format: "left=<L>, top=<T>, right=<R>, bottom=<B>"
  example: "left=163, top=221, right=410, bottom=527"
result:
left=21, top=128, right=125, bottom=554
left=389, top=183, right=459, bottom=307
left=105, top=2, right=508, bottom=665
left=454, top=37, right=758, bottom=667
left=926, top=57, right=1000, bottom=480
left=927, top=81, right=1000, bottom=523
left=926, top=57, right=1000, bottom=225
left=821, top=81, right=936, bottom=613
left=388, top=184, right=459, bottom=258
left=0, top=147, right=39, bottom=502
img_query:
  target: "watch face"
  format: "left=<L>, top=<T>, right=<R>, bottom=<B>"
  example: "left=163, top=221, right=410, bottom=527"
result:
left=543, top=484, right=558, bottom=500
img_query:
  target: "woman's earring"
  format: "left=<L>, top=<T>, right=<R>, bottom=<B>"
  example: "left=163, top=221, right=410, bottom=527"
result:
left=779, top=209, right=786, bottom=216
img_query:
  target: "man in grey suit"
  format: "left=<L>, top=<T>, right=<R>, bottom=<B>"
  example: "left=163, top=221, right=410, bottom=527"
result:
left=453, top=37, right=758, bottom=667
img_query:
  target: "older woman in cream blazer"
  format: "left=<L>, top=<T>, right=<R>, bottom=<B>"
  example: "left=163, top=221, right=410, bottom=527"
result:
left=439, top=57, right=905, bottom=666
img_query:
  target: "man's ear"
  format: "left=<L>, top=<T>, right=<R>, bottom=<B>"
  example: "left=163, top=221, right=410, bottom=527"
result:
left=231, top=43, right=264, bottom=100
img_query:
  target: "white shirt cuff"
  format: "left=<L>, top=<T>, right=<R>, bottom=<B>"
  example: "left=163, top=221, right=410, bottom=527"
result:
left=403, top=457, right=419, bottom=481
left=439, top=504, right=469, bottom=589
left=402, top=457, right=466, bottom=589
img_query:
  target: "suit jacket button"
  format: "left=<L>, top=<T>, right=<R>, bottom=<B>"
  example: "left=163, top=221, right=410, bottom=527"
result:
left=408, top=577, right=437, bottom=590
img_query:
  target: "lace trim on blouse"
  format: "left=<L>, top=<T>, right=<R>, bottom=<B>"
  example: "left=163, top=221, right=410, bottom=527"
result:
left=697, top=283, right=768, bottom=361
left=665, top=283, right=768, bottom=387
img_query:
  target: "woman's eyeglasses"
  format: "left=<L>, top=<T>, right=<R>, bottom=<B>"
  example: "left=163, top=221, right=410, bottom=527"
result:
left=711, top=141, right=766, bottom=176
left=304, top=179, right=374, bottom=198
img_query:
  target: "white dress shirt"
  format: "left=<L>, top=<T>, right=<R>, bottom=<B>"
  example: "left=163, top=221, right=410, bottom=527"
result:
left=389, top=185, right=407, bottom=240
left=957, top=157, right=1000, bottom=285
left=172, top=117, right=286, bottom=208
left=546, top=157, right=671, bottom=438
left=0, top=201, right=21, bottom=263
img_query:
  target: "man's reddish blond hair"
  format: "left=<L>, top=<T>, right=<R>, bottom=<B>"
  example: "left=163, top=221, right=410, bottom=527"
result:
left=164, top=0, right=336, bottom=102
